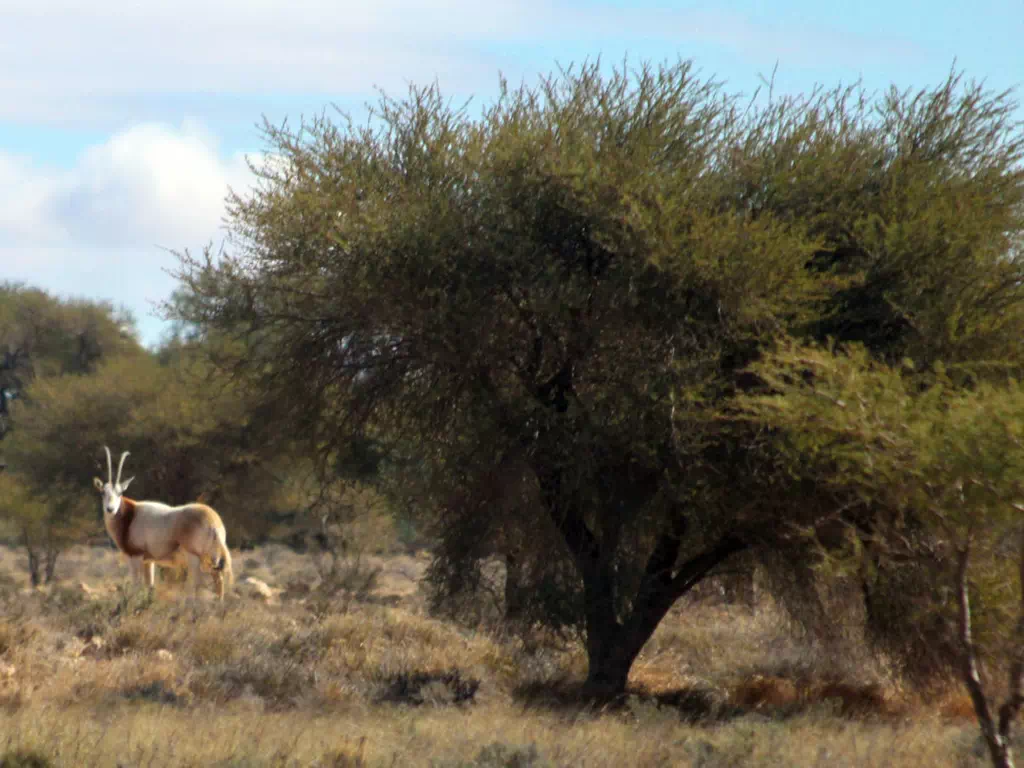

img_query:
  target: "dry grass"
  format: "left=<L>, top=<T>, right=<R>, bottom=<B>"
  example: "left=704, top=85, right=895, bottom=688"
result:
left=0, top=544, right=1002, bottom=767
left=0, top=706, right=988, bottom=767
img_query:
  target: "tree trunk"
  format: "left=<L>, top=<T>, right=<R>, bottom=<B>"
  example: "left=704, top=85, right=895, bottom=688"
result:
left=583, top=625, right=635, bottom=696
left=504, top=551, right=527, bottom=622
left=957, top=542, right=1017, bottom=768
left=26, top=549, right=41, bottom=587
left=579, top=532, right=748, bottom=698
left=580, top=550, right=631, bottom=697
left=21, top=526, right=42, bottom=587
left=44, top=548, right=59, bottom=584
left=536, top=464, right=747, bottom=698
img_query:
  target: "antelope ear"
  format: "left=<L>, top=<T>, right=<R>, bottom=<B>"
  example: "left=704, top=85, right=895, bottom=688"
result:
left=93, top=477, right=104, bottom=491
left=121, top=476, right=134, bottom=491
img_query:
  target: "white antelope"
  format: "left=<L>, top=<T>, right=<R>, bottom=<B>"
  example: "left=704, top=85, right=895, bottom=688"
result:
left=93, top=447, right=234, bottom=599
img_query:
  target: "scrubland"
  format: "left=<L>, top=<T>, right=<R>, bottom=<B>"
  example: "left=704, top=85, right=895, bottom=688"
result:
left=0, top=543, right=1006, bottom=767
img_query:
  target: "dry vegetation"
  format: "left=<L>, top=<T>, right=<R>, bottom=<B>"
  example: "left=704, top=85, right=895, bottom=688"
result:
left=0, top=544, right=1006, bottom=767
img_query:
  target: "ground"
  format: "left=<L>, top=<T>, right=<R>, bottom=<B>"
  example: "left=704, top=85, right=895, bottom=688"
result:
left=0, top=543, right=1002, bottom=767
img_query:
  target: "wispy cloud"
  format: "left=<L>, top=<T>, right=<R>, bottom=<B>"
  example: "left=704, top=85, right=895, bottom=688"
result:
left=0, top=121, right=250, bottom=250
left=0, top=1, right=925, bottom=127
left=539, top=6, right=923, bottom=70
left=0, top=0, right=529, bottom=125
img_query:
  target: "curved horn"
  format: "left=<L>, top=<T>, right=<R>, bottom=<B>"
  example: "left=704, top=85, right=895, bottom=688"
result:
left=104, top=446, right=113, bottom=484
left=116, top=451, right=130, bottom=486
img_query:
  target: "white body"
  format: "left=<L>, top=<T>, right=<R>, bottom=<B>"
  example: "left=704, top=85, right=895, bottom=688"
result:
left=94, top=448, right=233, bottom=599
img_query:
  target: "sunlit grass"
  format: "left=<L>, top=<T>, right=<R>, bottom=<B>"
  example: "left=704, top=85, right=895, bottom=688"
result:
left=0, top=544, right=996, bottom=767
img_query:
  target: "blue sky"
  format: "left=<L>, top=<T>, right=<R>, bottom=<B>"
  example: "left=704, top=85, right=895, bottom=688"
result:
left=2, top=0, right=1020, bottom=347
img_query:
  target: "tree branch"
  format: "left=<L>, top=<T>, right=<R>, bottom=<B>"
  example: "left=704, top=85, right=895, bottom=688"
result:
left=642, top=513, right=688, bottom=587
left=998, top=525, right=1024, bottom=745
left=536, top=466, right=599, bottom=567
left=669, top=533, right=748, bottom=599
left=614, top=531, right=748, bottom=668
left=958, top=540, right=1011, bottom=767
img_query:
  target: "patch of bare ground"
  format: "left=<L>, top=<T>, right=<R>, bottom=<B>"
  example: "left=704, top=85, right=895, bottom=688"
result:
left=0, top=545, right=1000, bottom=766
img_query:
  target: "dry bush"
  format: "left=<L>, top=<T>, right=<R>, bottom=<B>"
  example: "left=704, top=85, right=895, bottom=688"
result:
left=379, top=669, right=480, bottom=706
left=0, top=567, right=22, bottom=601
left=0, top=750, right=51, bottom=768
left=41, top=581, right=160, bottom=643
left=239, top=543, right=314, bottom=584
left=633, top=592, right=909, bottom=725
left=0, top=618, right=38, bottom=657
left=191, top=653, right=316, bottom=709
left=107, top=610, right=177, bottom=655
left=938, top=689, right=981, bottom=722
left=730, top=675, right=801, bottom=714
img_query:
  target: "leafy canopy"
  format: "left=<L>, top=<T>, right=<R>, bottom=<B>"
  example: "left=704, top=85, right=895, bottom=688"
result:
left=172, top=59, right=1024, bottom=691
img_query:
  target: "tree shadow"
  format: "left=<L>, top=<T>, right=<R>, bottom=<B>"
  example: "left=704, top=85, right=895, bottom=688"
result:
left=511, top=676, right=907, bottom=724
left=511, top=678, right=735, bottom=724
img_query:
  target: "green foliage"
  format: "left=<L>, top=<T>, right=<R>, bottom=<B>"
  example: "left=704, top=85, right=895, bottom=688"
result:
left=744, top=342, right=1024, bottom=520
left=0, top=283, right=143, bottom=441
left=0, top=465, right=92, bottom=585
left=0, top=473, right=49, bottom=539
left=739, top=341, right=1024, bottom=673
left=718, top=72, right=1024, bottom=368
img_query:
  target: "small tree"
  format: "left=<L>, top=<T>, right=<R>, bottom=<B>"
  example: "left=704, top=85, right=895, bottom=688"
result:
left=741, top=342, right=1024, bottom=768
left=0, top=473, right=91, bottom=586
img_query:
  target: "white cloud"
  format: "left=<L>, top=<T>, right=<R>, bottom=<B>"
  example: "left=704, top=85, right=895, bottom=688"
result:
left=0, top=153, right=60, bottom=243
left=51, top=122, right=249, bottom=247
left=0, top=0, right=530, bottom=125
left=0, top=1, right=925, bottom=126
left=1, top=121, right=251, bottom=249
left=0, top=121, right=255, bottom=345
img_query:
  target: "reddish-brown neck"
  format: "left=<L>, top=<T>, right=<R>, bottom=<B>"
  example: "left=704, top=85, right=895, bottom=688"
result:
left=110, top=497, right=144, bottom=558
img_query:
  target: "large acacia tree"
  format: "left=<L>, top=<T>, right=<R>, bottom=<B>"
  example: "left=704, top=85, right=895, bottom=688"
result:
left=173, top=61, right=1024, bottom=694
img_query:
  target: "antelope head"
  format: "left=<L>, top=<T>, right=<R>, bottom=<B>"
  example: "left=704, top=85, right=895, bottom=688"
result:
left=93, top=446, right=134, bottom=515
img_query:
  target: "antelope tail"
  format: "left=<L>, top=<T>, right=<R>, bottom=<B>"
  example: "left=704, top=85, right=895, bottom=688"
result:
left=213, top=535, right=234, bottom=588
